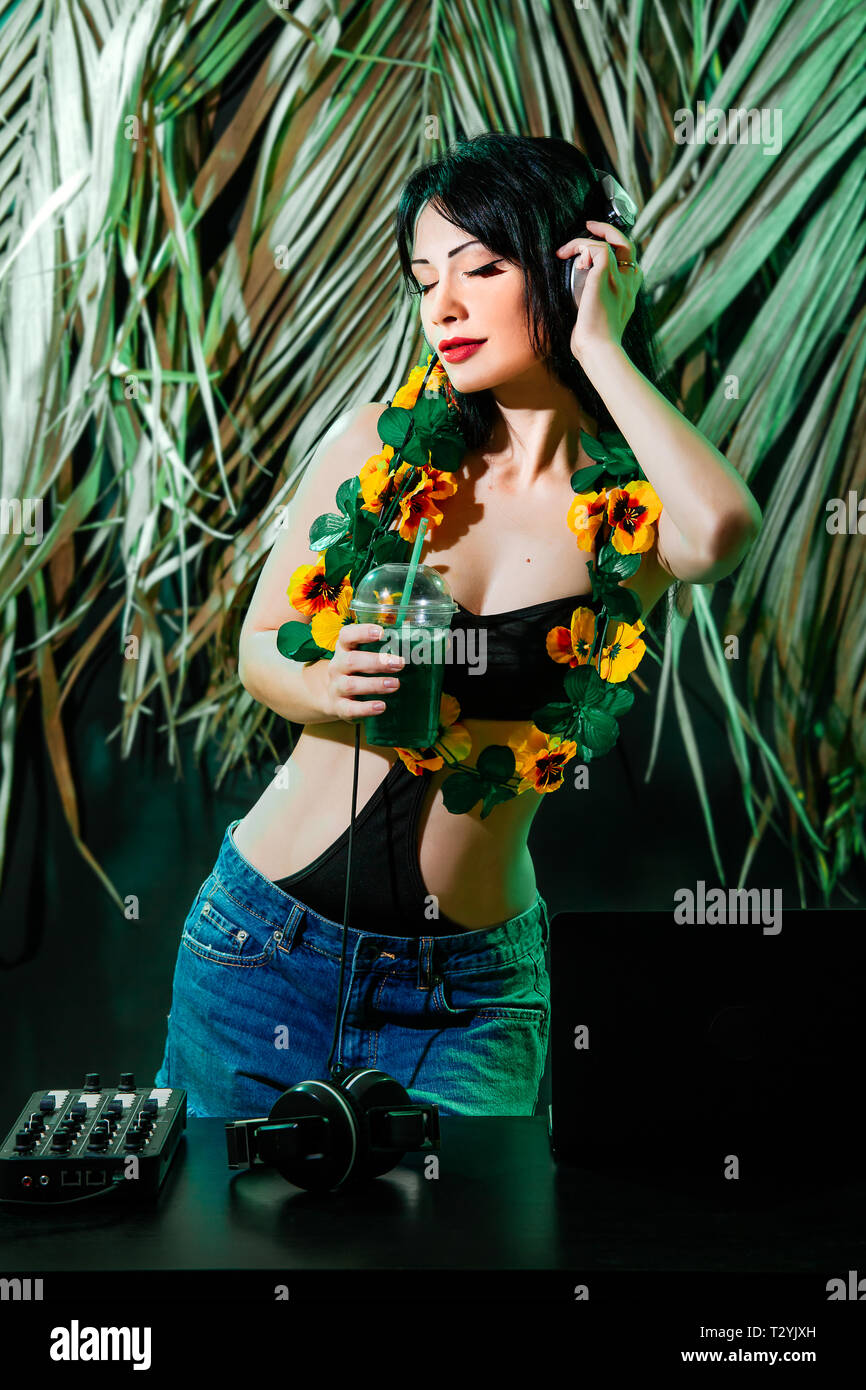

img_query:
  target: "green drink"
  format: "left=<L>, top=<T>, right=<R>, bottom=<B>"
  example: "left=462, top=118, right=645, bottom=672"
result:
left=350, top=563, right=457, bottom=748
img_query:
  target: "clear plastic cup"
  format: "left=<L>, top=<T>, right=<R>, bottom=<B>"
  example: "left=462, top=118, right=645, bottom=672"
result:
left=350, top=563, right=457, bottom=748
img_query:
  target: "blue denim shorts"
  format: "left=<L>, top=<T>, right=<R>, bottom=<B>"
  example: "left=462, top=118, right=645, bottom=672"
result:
left=154, top=818, right=551, bottom=1119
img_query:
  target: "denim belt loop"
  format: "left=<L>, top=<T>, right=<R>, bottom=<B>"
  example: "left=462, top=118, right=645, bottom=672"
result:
left=417, top=936, right=435, bottom=990
left=280, top=900, right=305, bottom=945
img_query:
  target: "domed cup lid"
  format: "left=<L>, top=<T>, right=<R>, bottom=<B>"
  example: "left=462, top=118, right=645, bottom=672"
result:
left=350, top=563, right=457, bottom=627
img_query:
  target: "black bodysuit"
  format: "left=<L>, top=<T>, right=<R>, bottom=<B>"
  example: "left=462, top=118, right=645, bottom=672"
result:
left=273, top=591, right=595, bottom=933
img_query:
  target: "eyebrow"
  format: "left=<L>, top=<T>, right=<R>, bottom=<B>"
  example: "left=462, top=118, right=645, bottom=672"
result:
left=410, top=239, right=483, bottom=265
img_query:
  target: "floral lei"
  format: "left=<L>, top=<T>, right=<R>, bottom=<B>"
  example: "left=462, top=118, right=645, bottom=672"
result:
left=277, top=352, right=663, bottom=818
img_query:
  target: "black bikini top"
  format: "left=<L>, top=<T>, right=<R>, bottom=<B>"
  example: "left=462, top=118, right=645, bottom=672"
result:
left=442, top=590, right=598, bottom=721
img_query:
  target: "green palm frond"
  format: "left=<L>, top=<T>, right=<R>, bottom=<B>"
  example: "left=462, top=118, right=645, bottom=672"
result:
left=0, top=0, right=862, bottom=905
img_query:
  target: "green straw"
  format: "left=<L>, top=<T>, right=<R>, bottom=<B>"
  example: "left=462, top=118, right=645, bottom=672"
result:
left=395, top=515, right=429, bottom=627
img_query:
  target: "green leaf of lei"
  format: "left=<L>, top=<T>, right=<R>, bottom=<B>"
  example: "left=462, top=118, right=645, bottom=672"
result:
left=309, top=511, right=350, bottom=549
left=276, top=620, right=333, bottom=665
left=440, top=743, right=519, bottom=818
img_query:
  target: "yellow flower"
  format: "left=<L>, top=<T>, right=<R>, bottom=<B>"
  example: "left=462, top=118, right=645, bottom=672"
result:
left=395, top=692, right=471, bottom=774
left=507, top=723, right=578, bottom=793
left=545, top=606, right=597, bottom=666
left=605, top=480, right=662, bottom=554
left=566, top=490, right=607, bottom=552
left=597, top=618, right=647, bottom=682
left=309, top=581, right=354, bottom=652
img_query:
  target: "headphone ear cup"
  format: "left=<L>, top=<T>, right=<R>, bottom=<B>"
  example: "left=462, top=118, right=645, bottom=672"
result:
left=265, top=1080, right=366, bottom=1192
left=259, top=1070, right=427, bottom=1190
left=338, top=1069, right=422, bottom=1179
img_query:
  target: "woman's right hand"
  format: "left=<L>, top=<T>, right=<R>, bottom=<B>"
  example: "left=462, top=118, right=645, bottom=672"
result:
left=322, top=623, right=405, bottom=723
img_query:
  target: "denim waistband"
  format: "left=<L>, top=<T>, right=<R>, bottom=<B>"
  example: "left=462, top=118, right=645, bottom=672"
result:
left=218, top=819, right=549, bottom=967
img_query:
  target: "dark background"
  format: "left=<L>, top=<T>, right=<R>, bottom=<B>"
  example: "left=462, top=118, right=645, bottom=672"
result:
left=1, top=577, right=857, bottom=1125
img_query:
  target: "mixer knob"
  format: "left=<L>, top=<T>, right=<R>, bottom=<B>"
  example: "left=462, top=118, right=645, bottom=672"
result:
left=118, top=1073, right=136, bottom=1091
left=83, top=1073, right=101, bottom=1091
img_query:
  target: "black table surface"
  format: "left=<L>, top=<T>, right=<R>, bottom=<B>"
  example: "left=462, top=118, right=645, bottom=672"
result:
left=1, top=1117, right=864, bottom=1273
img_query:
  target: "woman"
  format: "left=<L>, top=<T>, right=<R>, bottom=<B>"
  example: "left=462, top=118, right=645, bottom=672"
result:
left=154, top=133, right=760, bottom=1120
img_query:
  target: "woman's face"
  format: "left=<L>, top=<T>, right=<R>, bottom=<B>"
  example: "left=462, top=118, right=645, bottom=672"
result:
left=411, top=202, right=542, bottom=391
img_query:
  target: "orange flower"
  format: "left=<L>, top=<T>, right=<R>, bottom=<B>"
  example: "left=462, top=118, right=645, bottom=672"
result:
left=507, top=723, right=578, bottom=793
left=309, top=581, right=354, bottom=652
left=597, top=618, right=646, bottom=682
left=545, top=606, right=597, bottom=666
left=605, top=480, right=662, bottom=554
left=395, top=692, right=471, bottom=774
left=359, top=446, right=396, bottom=514
left=566, top=490, right=607, bottom=552
left=360, top=357, right=458, bottom=530
left=391, top=354, right=449, bottom=409
left=397, top=467, right=459, bottom=543
left=288, top=555, right=349, bottom=616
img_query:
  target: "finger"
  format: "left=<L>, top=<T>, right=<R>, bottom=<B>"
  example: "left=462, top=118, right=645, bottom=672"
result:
left=590, top=223, right=640, bottom=279
left=596, top=240, right=640, bottom=288
left=340, top=621, right=385, bottom=647
left=584, top=240, right=622, bottom=294
left=583, top=218, right=632, bottom=254
left=581, top=240, right=616, bottom=276
left=337, top=695, right=388, bottom=721
left=338, top=672, right=399, bottom=700
left=606, top=240, right=621, bottom=285
left=349, top=648, right=405, bottom=674
left=555, top=236, right=609, bottom=257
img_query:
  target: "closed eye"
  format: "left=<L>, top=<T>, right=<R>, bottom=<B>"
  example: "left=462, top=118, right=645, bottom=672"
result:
left=409, top=258, right=507, bottom=296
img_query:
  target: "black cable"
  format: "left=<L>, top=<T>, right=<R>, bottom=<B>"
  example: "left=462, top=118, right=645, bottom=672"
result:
left=324, top=354, right=437, bottom=1082
left=326, top=721, right=361, bottom=1081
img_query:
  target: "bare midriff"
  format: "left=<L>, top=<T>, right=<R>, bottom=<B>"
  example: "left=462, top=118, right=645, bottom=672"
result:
left=232, top=718, right=548, bottom=929
left=232, top=437, right=602, bottom=930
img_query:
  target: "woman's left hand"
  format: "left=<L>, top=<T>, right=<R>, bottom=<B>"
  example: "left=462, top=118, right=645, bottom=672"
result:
left=555, top=219, right=642, bottom=365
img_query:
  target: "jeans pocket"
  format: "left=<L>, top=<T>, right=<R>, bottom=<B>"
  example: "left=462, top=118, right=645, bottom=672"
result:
left=182, top=876, right=275, bottom=968
left=435, top=947, right=549, bottom=1021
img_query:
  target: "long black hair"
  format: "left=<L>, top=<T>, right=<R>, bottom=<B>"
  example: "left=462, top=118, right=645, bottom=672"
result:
left=394, top=131, right=684, bottom=637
